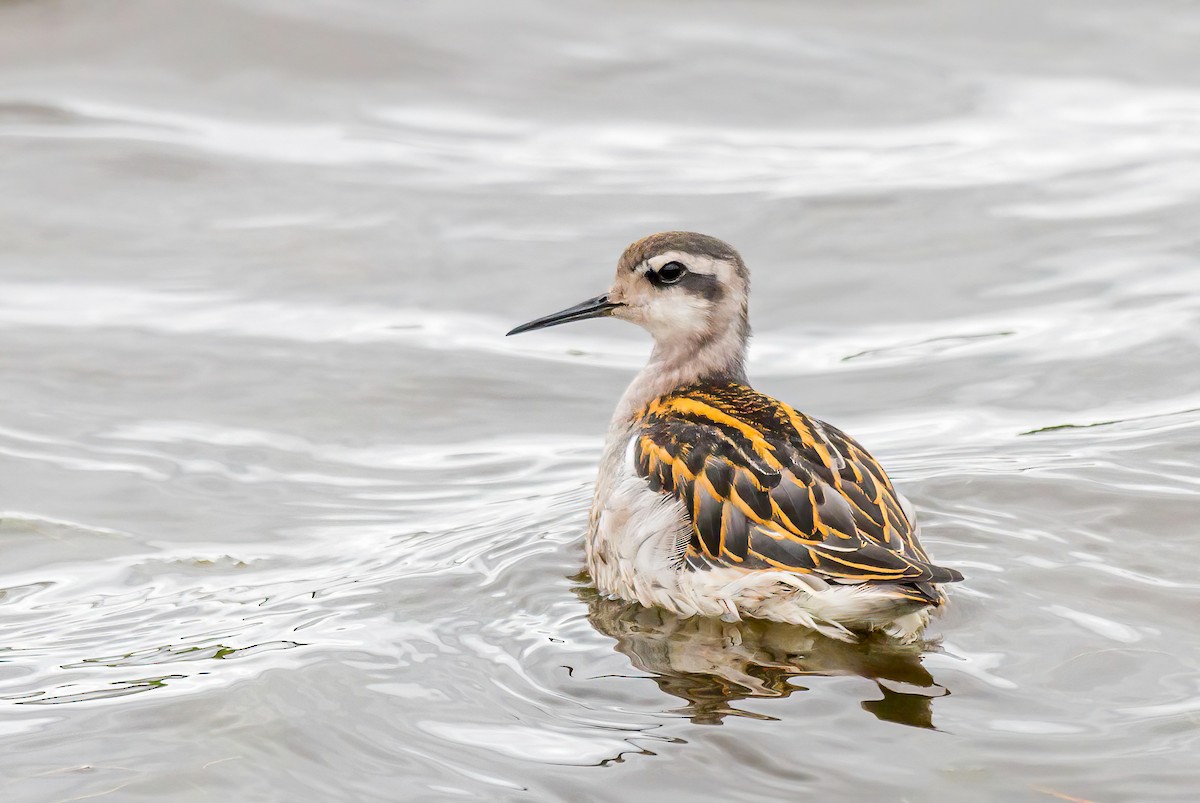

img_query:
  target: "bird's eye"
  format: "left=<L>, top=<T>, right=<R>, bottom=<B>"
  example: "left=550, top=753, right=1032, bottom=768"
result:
left=656, top=261, right=687, bottom=284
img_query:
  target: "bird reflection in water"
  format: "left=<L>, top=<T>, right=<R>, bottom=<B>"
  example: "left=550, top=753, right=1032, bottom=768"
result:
left=580, top=586, right=949, bottom=728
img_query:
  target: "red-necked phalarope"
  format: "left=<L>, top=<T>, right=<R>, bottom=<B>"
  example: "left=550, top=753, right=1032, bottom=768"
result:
left=508, top=232, right=962, bottom=641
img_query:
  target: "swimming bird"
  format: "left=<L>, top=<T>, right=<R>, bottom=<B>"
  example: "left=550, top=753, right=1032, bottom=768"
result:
left=508, top=232, right=962, bottom=641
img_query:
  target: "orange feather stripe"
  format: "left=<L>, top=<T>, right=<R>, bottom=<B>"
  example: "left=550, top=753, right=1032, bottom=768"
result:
left=652, top=397, right=783, bottom=470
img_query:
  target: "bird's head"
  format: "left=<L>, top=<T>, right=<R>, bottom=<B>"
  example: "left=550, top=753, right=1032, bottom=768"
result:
left=507, top=232, right=750, bottom=362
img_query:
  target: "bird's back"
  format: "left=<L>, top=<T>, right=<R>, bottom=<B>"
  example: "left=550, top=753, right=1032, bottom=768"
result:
left=631, top=381, right=962, bottom=604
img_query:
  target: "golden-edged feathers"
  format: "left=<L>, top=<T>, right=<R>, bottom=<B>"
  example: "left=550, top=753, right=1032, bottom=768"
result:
left=633, top=382, right=963, bottom=605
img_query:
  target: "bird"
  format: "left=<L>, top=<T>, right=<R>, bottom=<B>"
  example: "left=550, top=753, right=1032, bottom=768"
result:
left=507, top=231, right=962, bottom=641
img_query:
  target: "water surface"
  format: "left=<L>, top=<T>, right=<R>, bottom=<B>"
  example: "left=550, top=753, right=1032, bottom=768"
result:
left=2, top=1, right=1199, bottom=800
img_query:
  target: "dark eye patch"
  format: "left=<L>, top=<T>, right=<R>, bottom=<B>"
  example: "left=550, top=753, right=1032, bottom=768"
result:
left=680, top=271, right=724, bottom=302
left=645, top=262, right=725, bottom=302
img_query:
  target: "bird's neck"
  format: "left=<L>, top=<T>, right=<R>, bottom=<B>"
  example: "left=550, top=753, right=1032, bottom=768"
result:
left=609, top=324, right=749, bottom=432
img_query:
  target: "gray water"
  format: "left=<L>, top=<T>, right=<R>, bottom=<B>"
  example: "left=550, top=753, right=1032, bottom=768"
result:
left=2, top=1, right=1199, bottom=800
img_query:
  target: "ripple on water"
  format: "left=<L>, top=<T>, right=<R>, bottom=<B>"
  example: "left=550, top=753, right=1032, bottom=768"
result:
left=0, top=434, right=597, bottom=709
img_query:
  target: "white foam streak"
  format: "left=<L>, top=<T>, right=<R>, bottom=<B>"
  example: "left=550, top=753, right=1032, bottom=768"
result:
left=3, top=79, right=1199, bottom=200
left=2, top=282, right=1195, bottom=381
left=1046, top=605, right=1142, bottom=644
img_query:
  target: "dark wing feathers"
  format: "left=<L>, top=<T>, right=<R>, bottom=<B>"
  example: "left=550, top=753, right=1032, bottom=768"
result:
left=769, top=474, right=814, bottom=535
left=632, top=383, right=963, bottom=598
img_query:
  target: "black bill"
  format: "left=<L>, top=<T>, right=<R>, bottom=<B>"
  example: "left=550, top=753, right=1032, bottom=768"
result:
left=506, top=294, right=622, bottom=336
